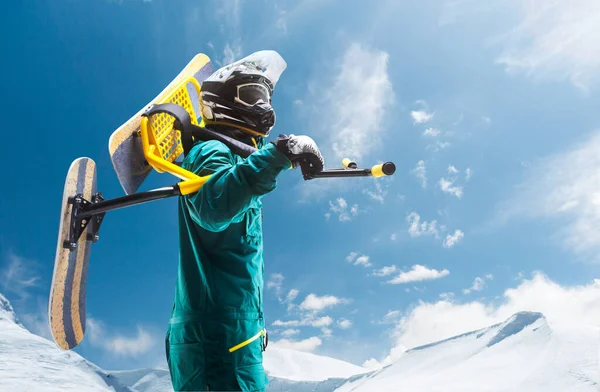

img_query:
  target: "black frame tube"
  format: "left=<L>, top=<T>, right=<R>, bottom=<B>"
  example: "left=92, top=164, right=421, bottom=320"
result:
left=306, top=169, right=375, bottom=179
left=77, top=186, right=181, bottom=219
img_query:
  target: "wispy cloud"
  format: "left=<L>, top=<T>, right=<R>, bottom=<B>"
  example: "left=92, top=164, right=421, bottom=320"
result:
left=387, top=265, right=450, bottom=284
left=439, top=178, right=463, bottom=198
left=326, top=198, right=358, bottom=222
left=439, top=165, right=464, bottom=199
left=465, top=167, right=473, bottom=181
left=212, top=0, right=243, bottom=65
left=412, top=160, right=427, bottom=188
left=443, top=229, right=464, bottom=248
left=463, top=274, right=493, bottom=295
left=0, top=252, right=40, bottom=301
left=280, top=328, right=301, bottom=337
left=495, top=0, right=600, bottom=91
left=87, top=318, right=155, bottom=357
left=411, top=110, right=433, bottom=124
left=272, top=315, right=333, bottom=328
left=337, top=319, right=352, bottom=329
left=267, top=273, right=285, bottom=301
left=346, top=252, right=372, bottom=268
left=271, top=336, right=322, bottom=352
left=363, top=182, right=388, bottom=203
left=369, top=272, right=600, bottom=367
left=299, top=294, right=350, bottom=312
left=374, top=310, right=403, bottom=325
left=372, top=265, right=397, bottom=277
left=222, top=42, right=242, bottom=64
left=463, top=277, right=485, bottom=295
left=323, top=43, right=394, bottom=162
left=423, top=127, right=441, bottom=137
left=495, top=130, right=600, bottom=259
left=407, top=212, right=440, bottom=238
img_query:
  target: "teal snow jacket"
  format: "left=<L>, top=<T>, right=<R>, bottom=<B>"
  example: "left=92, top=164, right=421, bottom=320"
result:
left=165, top=139, right=290, bottom=392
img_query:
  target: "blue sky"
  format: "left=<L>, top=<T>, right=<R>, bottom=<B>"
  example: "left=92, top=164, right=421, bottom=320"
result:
left=2, top=0, right=600, bottom=371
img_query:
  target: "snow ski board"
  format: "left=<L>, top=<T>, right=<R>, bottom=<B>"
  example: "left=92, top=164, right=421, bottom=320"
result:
left=49, top=157, right=97, bottom=350
left=108, top=53, right=214, bottom=195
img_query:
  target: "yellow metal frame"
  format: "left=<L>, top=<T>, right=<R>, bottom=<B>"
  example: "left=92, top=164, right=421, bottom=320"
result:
left=140, top=77, right=211, bottom=195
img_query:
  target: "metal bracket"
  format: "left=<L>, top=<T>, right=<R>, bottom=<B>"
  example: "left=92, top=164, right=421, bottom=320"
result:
left=62, top=192, right=106, bottom=251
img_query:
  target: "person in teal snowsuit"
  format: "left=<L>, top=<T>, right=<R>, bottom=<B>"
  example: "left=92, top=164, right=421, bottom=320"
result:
left=165, top=51, right=324, bottom=391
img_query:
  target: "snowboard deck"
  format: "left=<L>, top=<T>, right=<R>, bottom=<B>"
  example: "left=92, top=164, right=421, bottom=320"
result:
left=49, top=157, right=97, bottom=350
left=109, top=53, right=214, bottom=195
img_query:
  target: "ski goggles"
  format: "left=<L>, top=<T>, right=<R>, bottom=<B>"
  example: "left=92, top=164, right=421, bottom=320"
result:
left=235, top=83, right=271, bottom=107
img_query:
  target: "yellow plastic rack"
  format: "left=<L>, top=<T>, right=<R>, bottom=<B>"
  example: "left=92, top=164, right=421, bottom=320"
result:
left=139, top=77, right=211, bottom=195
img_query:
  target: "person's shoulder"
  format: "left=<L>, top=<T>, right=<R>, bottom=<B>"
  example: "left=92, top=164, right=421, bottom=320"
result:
left=183, top=140, right=235, bottom=172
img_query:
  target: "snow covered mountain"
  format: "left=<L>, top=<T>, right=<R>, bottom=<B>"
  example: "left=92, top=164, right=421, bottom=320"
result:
left=1, top=292, right=597, bottom=392
left=0, top=293, right=366, bottom=391
left=334, top=312, right=598, bottom=392
left=0, top=293, right=133, bottom=392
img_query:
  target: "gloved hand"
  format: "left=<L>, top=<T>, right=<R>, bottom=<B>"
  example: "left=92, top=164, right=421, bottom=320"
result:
left=271, top=134, right=325, bottom=173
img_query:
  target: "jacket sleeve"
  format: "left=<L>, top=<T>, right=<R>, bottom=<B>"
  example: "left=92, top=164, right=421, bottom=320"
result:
left=181, top=140, right=291, bottom=232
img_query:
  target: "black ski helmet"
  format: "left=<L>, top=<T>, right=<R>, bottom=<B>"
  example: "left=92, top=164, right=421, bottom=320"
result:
left=200, top=50, right=287, bottom=138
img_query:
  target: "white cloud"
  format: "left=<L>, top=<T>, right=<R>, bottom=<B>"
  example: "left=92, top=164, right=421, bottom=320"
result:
left=439, top=292, right=455, bottom=301
left=423, top=128, right=440, bottom=137
left=86, top=318, right=155, bottom=357
left=286, top=289, right=299, bottom=303
left=390, top=233, right=398, bottom=241
left=222, top=42, right=242, bottom=65
left=412, top=160, right=427, bottom=188
left=107, top=327, right=154, bottom=357
left=338, top=319, right=352, bottom=329
left=443, top=229, right=464, bottom=248
left=372, top=265, right=397, bottom=277
left=272, top=319, right=301, bottom=327
left=299, top=294, right=349, bottom=312
left=321, top=327, right=333, bottom=337
left=494, top=0, right=600, bottom=91
left=439, top=165, right=465, bottom=198
left=325, top=43, right=394, bottom=161
left=272, top=315, right=333, bottom=328
left=372, top=272, right=600, bottom=367
left=427, top=141, right=451, bottom=152
left=309, top=316, right=333, bottom=327
left=387, top=265, right=450, bottom=285
left=463, top=277, right=486, bottom=295
left=375, top=310, right=403, bottom=325
left=327, top=198, right=359, bottom=222
left=346, top=252, right=372, bottom=268
left=0, top=252, right=40, bottom=301
left=363, top=182, right=388, bottom=203
left=411, top=110, right=433, bottom=124
left=299, top=42, right=393, bottom=201
left=465, top=168, right=473, bottom=181
left=271, top=336, right=322, bottom=352
left=281, top=329, right=301, bottom=337
left=407, top=212, right=439, bottom=238
left=267, top=273, right=285, bottom=301
left=496, top=131, right=600, bottom=259
left=439, top=178, right=463, bottom=199
left=211, top=0, right=243, bottom=66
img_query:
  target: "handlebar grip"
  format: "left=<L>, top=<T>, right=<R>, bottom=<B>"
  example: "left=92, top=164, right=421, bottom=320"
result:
left=342, top=158, right=358, bottom=169
left=371, top=162, right=396, bottom=177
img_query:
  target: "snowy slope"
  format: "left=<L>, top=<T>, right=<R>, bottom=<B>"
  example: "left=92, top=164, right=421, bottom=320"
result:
left=107, top=347, right=369, bottom=391
left=1, top=291, right=597, bottom=392
left=334, top=312, right=598, bottom=392
left=263, top=346, right=369, bottom=382
left=0, top=293, right=366, bottom=391
left=0, top=294, right=132, bottom=392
